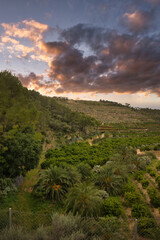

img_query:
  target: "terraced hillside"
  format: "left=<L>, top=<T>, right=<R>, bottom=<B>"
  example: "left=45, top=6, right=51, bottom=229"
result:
left=57, top=99, right=160, bottom=124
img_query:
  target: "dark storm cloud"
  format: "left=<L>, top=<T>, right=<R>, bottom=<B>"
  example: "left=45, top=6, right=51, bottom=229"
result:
left=41, top=24, right=160, bottom=96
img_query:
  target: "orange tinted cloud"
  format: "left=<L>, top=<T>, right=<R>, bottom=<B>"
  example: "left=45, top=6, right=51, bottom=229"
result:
left=1, top=20, right=50, bottom=61
left=1, top=20, right=49, bottom=42
left=121, top=10, right=153, bottom=33
left=1, top=36, right=19, bottom=45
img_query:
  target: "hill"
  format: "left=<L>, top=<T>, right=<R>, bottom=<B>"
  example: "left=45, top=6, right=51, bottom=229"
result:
left=0, top=71, right=98, bottom=179
left=0, top=71, right=160, bottom=240
left=57, top=98, right=160, bottom=124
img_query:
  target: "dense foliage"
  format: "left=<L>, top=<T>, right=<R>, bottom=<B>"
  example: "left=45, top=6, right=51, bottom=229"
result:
left=29, top=90, right=99, bottom=136
left=0, top=71, right=98, bottom=180
left=0, top=71, right=42, bottom=178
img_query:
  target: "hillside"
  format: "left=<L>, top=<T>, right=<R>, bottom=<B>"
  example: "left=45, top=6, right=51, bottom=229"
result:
left=57, top=98, right=160, bottom=124
left=0, top=71, right=98, bottom=179
left=0, top=71, right=160, bottom=240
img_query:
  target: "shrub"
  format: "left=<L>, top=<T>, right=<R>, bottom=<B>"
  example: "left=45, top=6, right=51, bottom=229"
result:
left=134, top=171, right=144, bottom=181
left=99, top=216, right=129, bottom=240
left=147, top=188, right=160, bottom=208
left=149, top=170, right=156, bottom=178
left=156, top=162, right=160, bottom=171
left=0, top=210, right=9, bottom=230
left=137, top=218, right=160, bottom=239
left=121, top=182, right=136, bottom=195
left=0, top=178, right=17, bottom=199
left=76, top=163, right=92, bottom=181
left=50, top=213, right=80, bottom=240
left=154, top=144, right=160, bottom=151
left=34, top=226, right=48, bottom=240
left=137, top=156, right=151, bottom=170
left=124, top=192, right=141, bottom=207
left=103, top=197, right=122, bottom=217
left=141, top=179, right=149, bottom=188
left=145, top=151, right=156, bottom=160
left=146, top=167, right=152, bottom=174
left=131, top=203, right=148, bottom=218
left=155, top=176, right=160, bottom=189
left=0, top=227, right=29, bottom=240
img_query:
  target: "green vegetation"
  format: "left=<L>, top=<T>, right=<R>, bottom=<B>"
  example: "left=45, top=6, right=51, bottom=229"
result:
left=0, top=71, right=160, bottom=239
left=102, top=197, right=122, bottom=217
left=147, top=188, right=160, bottom=208
left=0, top=71, right=42, bottom=179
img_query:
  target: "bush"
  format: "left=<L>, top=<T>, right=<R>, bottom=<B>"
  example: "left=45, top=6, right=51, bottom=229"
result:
left=137, top=156, right=151, bottom=170
left=0, top=178, right=17, bottom=199
left=154, top=144, right=160, bottom=151
left=140, top=146, right=151, bottom=151
left=103, top=197, right=122, bottom=217
left=155, top=176, right=160, bottom=189
left=0, top=210, right=9, bottom=230
left=34, top=226, right=48, bottom=240
left=0, top=227, right=29, bottom=240
left=121, top=182, right=136, bottom=195
left=156, top=162, right=160, bottom=171
left=146, top=167, right=152, bottom=174
left=134, top=171, right=144, bottom=181
left=131, top=203, right=148, bottom=218
left=145, top=151, right=156, bottom=160
left=149, top=170, right=156, bottom=178
left=76, top=163, right=92, bottom=181
left=141, top=179, right=149, bottom=188
left=147, top=188, right=160, bottom=208
left=124, top=192, right=141, bottom=207
left=137, top=218, right=160, bottom=239
left=49, top=213, right=81, bottom=240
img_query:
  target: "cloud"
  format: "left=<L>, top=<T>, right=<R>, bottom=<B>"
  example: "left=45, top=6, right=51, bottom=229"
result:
left=18, top=72, right=44, bottom=87
left=1, top=19, right=49, bottom=42
left=144, top=0, right=160, bottom=5
left=41, top=24, right=160, bottom=97
left=1, top=19, right=50, bottom=60
left=121, top=10, right=154, bottom=33
left=1, top=20, right=160, bottom=98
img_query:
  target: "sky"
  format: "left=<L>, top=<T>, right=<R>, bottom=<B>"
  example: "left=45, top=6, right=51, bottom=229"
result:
left=0, top=0, right=160, bottom=109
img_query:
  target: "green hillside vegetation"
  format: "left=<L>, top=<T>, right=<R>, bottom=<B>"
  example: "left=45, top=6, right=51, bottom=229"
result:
left=0, top=71, right=160, bottom=239
left=56, top=98, right=160, bottom=123
left=0, top=71, right=98, bottom=177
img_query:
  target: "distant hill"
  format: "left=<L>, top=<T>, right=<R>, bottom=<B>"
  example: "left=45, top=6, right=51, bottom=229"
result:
left=56, top=98, right=160, bottom=124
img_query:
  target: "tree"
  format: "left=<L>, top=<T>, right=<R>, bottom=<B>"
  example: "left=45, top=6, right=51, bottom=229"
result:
left=0, top=131, right=42, bottom=178
left=34, top=166, right=78, bottom=201
left=95, top=165, right=123, bottom=195
left=65, top=182, right=104, bottom=217
left=76, top=163, right=92, bottom=181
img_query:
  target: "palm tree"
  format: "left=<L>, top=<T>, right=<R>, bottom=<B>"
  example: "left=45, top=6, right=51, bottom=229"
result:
left=65, top=182, right=104, bottom=217
left=76, top=163, right=92, bottom=181
left=37, top=166, right=75, bottom=201
left=106, top=157, right=129, bottom=182
left=95, top=165, right=123, bottom=195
